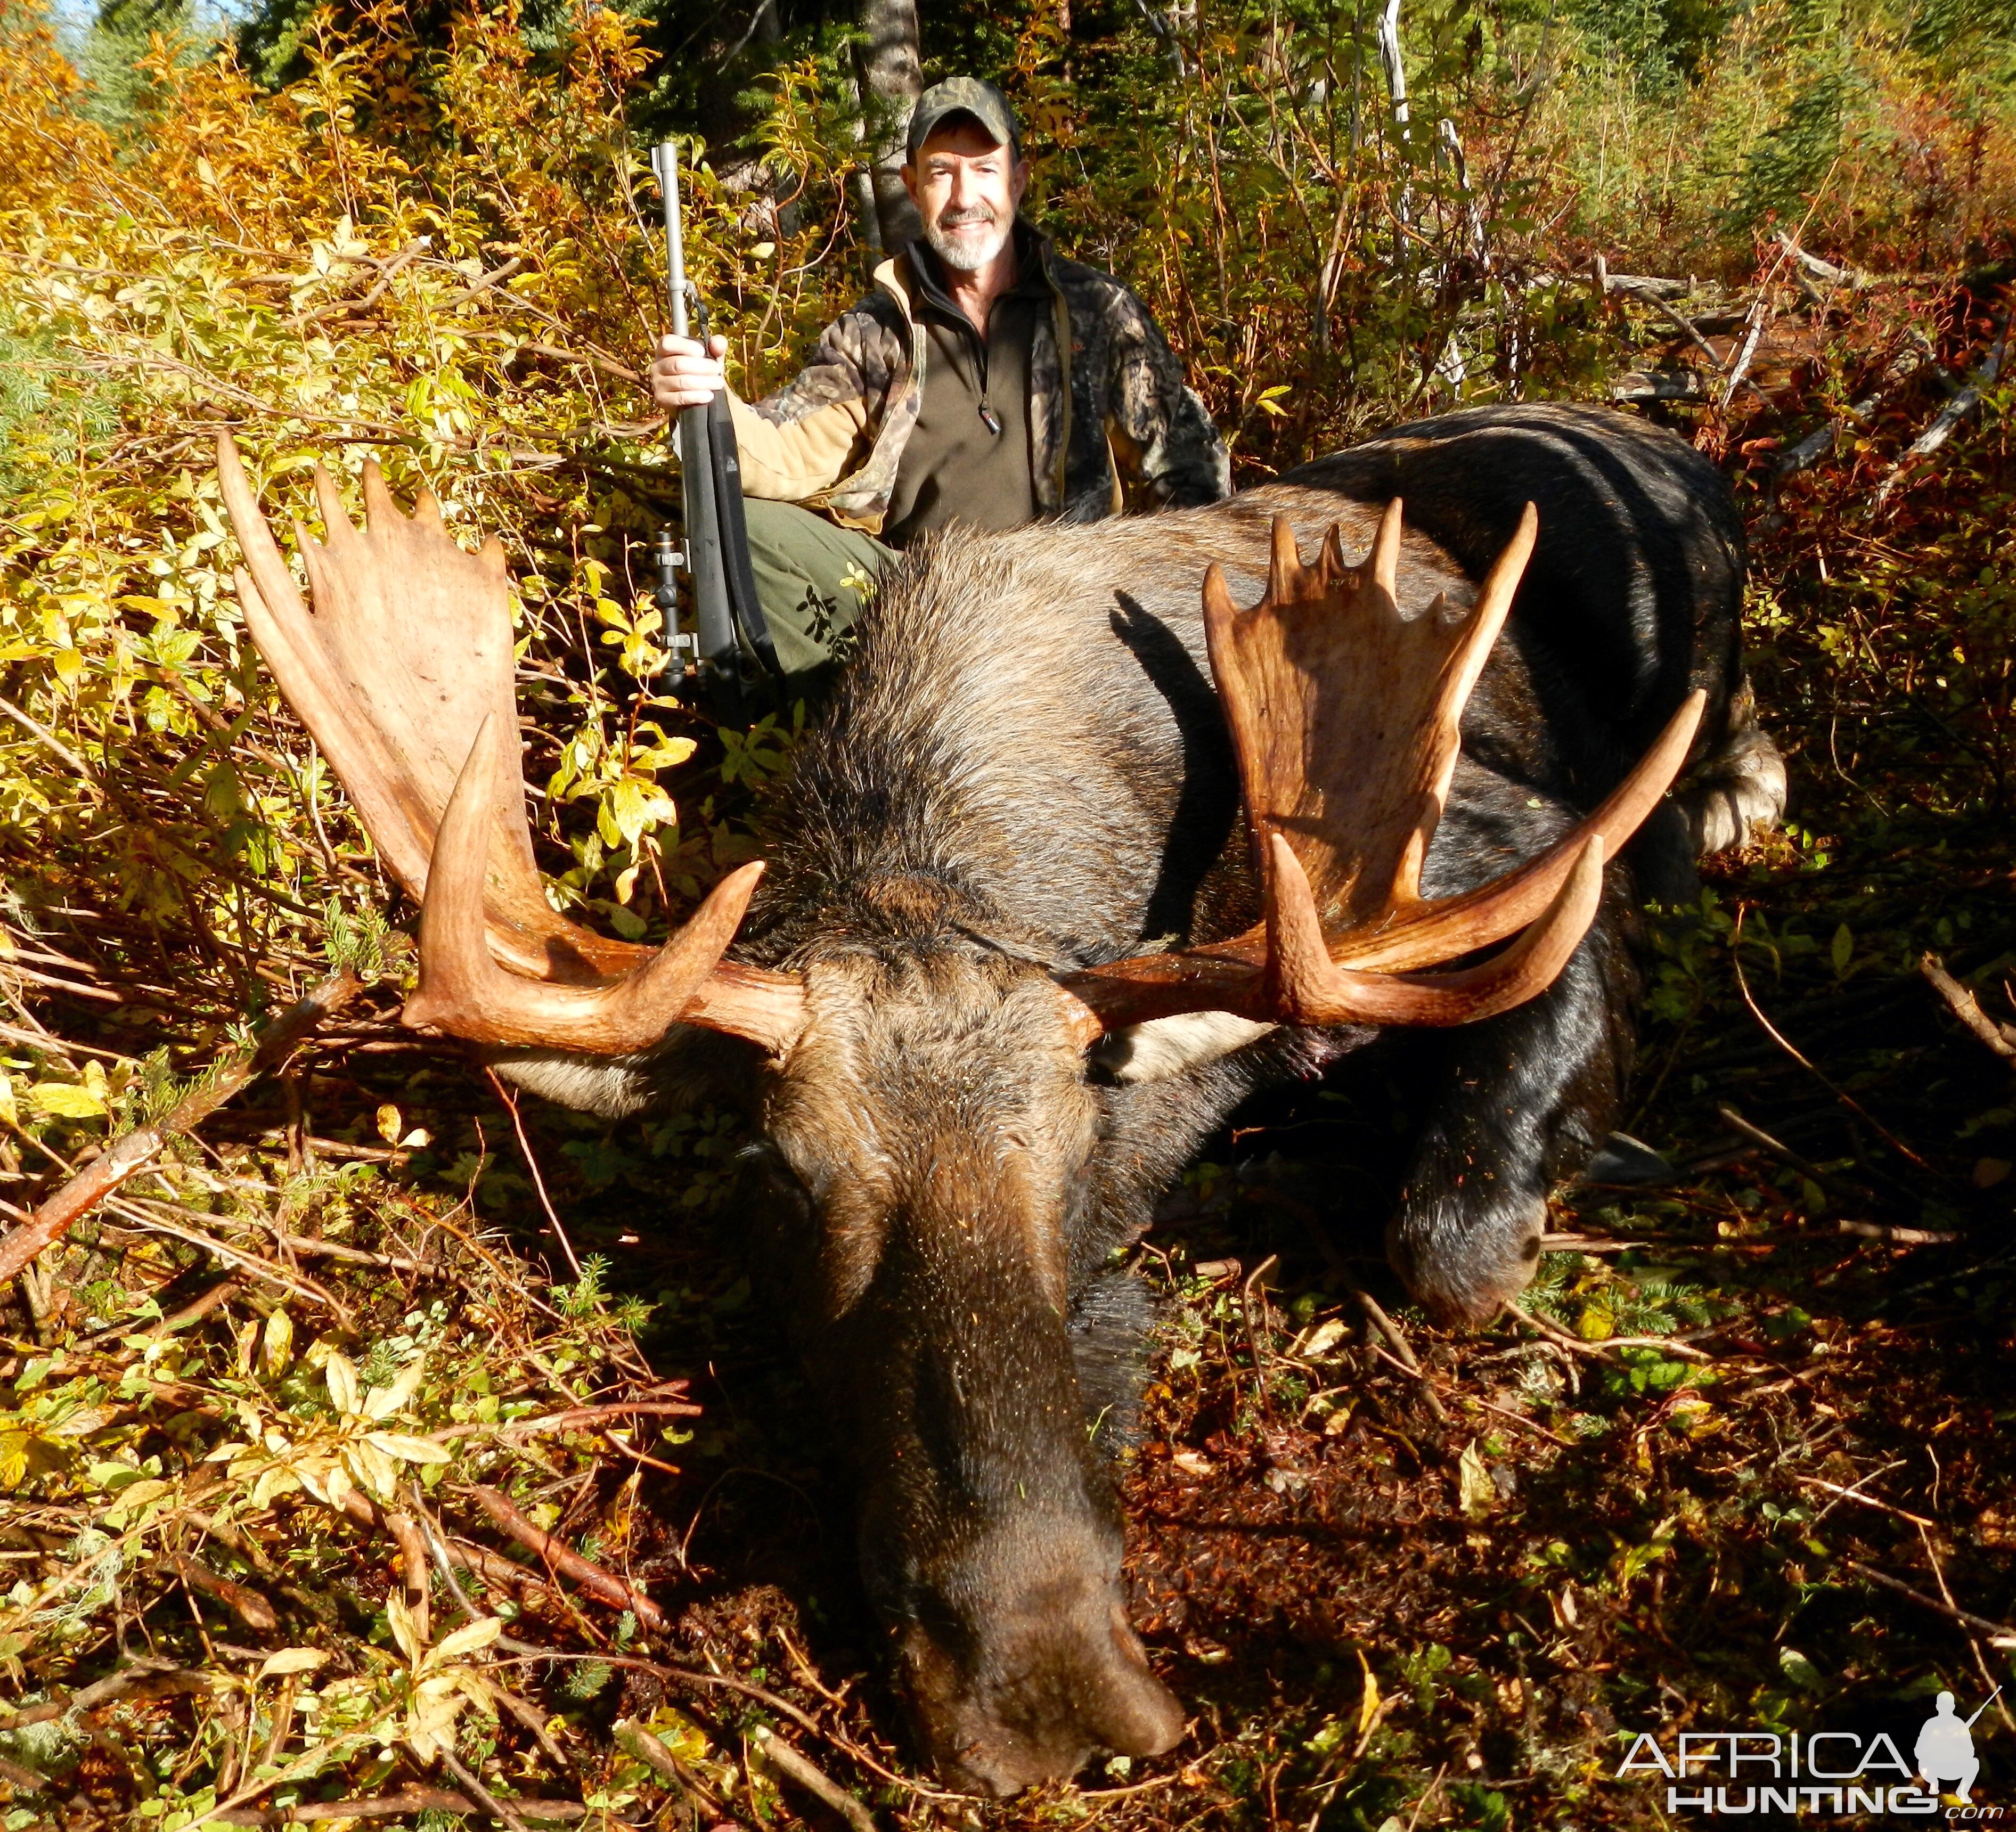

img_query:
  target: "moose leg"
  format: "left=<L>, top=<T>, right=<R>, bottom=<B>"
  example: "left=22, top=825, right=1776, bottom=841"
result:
left=1385, top=895, right=1637, bottom=1324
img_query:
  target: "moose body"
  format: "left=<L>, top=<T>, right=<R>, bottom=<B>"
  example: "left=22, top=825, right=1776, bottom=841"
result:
left=220, top=402, right=1782, bottom=1797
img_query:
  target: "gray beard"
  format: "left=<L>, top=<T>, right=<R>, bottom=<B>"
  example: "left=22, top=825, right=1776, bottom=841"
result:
left=924, top=210, right=1012, bottom=275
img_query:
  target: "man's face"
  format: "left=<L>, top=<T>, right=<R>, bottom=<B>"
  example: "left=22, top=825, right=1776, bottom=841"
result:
left=902, top=120, right=1029, bottom=275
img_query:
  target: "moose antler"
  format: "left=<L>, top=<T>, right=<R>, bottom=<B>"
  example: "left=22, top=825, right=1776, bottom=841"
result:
left=1063, top=505, right=1705, bottom=1033
left=216, top=435, right=804, bottom=1056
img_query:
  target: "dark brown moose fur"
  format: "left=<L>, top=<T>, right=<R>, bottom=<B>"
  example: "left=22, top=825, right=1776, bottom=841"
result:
left=496, top=406, right=1778, bottom=1795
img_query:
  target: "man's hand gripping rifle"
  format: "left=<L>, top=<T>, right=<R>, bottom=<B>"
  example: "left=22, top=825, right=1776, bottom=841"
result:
left=649, top=141, right=780, bottom=719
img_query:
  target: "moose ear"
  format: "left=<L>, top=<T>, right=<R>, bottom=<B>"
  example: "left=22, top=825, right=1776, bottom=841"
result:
left=1089, top=1011, right=1278, bottom=1085
left=487, top=1022, right=768, bottom=1119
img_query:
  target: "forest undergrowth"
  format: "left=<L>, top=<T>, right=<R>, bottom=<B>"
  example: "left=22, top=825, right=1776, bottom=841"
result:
left=0, top=0, right=2012, bottom=1825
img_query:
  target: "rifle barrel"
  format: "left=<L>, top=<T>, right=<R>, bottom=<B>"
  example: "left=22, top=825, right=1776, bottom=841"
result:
left=653, top=140, right=740, bottom=705
left=655, top=143, right=690, bottom=340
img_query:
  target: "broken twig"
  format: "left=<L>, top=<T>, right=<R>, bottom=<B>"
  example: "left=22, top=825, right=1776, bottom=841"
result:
left=0, top=969, right=362, bottom=1285
left=1921, top=953, right=2016, bottom=1059
left=461, top=1483, right=668, bottom=1632
left=1871, top=322, right=2010, bottom=509
left=751, top=1723, right=880, bottom=1832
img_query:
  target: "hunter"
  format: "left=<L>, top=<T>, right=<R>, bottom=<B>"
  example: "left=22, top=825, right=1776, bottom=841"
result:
left=648, top=76, right=1229, bottom=684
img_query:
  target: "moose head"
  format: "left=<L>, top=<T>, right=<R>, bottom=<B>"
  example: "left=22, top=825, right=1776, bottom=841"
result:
left=217, top=435, right=1699, bottom=1793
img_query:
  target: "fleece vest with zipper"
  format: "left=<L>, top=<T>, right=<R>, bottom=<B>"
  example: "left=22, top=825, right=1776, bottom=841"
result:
left=723, top=228, right=1230, bottom=538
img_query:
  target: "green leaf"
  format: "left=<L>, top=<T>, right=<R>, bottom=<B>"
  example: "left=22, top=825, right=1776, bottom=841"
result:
left=1779, top=1647, right=1825, bottom=1692
left=1831, top=923, right=1853, bottom=977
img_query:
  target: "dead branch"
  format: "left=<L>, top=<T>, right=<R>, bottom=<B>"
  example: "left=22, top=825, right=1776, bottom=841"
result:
left=1773, top=231, right=1871, bottom=290
left=1720, top=295, right=1771, bottom=411
left=750, top=1722, right=880, bottom=1832
left=167, top=1552, right=279, bottom=1631
left=1, top=1663, right=218, bottom=1728
left=0, top=694, right=94, bottom=778
left=0, top=1753, right=46, bottom=1791
left=1515, top=1303, right=1713, bottom=1362
left=105, top=1197, right=355, bottom=1321
left=1845, top=1559, right=2016, bottom=1644
left=437, top=1748, right=534, bottom=1832
left=1714, top=1103, right=1876, bottom=1211
left=1610, top=370, right=1710, bottom=403
left=212, top=1792, right=586, bottom=1826
left=513, top=340, right=642, bottom=384
left=1837, top=1219, right=1960, bottom=1246
left=1921, top=952, right=2016, bottom=1059
left=1344, top=1275, right=1449, bottom=1422
left=442, top=256, right=526, bottom=304
left=380, top=1511, right=431, bottom=1646
left=1794, top=1473, right=1936, bottom=1529
left=1871, top=321, right=2011, bottom=509
left=613, top=1719, right=742, bottom=1822
left=461, top=1484, right=669, bottom=1632
left=0, top=969, right=362, bottom=1286
left=1615, top=282, right=1726, bottom=367
left=304, top=236, right=429, bottom=323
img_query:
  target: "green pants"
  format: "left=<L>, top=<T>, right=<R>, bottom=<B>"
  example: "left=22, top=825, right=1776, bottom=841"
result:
left=741, top=497, right=894, bottom=696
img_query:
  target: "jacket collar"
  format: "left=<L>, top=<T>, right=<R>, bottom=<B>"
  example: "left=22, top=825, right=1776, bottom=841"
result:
left=876, top=219, right=1056, bottom=324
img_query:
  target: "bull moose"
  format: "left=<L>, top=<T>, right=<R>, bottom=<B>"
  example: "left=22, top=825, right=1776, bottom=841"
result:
left=215, top=403, right=1782, bottom=1796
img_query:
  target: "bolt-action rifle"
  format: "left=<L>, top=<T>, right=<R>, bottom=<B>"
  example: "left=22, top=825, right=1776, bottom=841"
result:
left=649, top=140, right=780, bottom=719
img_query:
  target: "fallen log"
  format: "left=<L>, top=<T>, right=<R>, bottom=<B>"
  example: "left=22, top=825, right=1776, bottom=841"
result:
left=1610, top=369, right=1710, bottom=403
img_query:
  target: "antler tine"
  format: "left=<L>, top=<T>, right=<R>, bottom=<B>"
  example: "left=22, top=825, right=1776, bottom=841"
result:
left=360, top=456, right=399, bottom=530
left=1388, top=501, right=1540, bottom=907
left=1201, top=561, right=1238, bottom=634
left=1332, top=688, right=1706, bottom=974
left=405, top=715, right=773, bottom=1053
left=1448, top=502, right=1534, bottom=715
left=1369, top=496, right=1403, bottom=596
left=311, top=465, right=356, bottom=559
left=1318, top=524, right=1348, bottom=580
left=1267, top=515, right=1304, bottom=601
left=217, top=433, right=308, bottom=628
left=1266, top=830, right=1606, bottom=1026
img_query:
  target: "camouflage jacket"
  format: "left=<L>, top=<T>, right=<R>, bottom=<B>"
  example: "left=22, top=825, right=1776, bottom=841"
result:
left=727, top=231, right=1229, bottom=535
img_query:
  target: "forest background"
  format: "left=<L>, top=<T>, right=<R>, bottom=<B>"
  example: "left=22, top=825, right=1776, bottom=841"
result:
left=0, top=0, right=2013, bottom=1823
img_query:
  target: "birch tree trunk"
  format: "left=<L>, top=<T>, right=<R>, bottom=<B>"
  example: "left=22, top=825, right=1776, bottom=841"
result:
left=856, top=0, right=923, bottom=251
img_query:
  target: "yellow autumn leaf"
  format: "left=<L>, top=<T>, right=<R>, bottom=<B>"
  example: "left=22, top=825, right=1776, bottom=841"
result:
left=362, top=1430, right=450, bottom=1466
left=345, top=1435, right=401, bottom=1499
left=1457, top=1440, right=1495, bottom=1520
left=362, top=1356, right=427, bottom=1421
left=428, top=1614, right=503, bottom=1667
left=257, top=1647, right=329, bottom=1680
left=262, top=1308, right=295, bottom=1380
left=324, top=1351, right=360, bottom=1416
left=27, top=1079, right=105, bottom=1119
left=251, top=1463, right=302, bottom=1508
left=385, top=1591, right=425, bottom=1667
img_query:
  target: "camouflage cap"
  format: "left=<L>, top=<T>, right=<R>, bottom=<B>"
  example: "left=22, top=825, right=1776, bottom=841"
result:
left=905, top=77, right=1022, bottom=162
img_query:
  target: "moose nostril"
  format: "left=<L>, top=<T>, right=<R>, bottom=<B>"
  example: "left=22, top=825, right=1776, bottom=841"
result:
left=1093, top=1667, right=1186, bottom=1759
left=1098, top=1606, right=1186, bottom=1756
